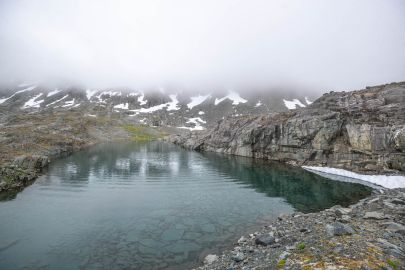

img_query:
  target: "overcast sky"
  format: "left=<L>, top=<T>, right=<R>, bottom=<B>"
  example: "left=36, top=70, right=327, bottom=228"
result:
left=0, top=0, right=404, bottom=92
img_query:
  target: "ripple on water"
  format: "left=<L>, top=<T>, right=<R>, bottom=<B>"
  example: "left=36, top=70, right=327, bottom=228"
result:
left=0, top=141, right=372, bottom=270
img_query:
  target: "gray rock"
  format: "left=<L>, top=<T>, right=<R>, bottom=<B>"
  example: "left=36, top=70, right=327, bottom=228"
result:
left=255, top=235, right=275, bottom=246
left=377, top=238, right=405, bottom=259
left=231, top=252, right=245, bottom=262
left=279, top=251, right=290, bottom=260
left=325, top=222, right=355, bottom=237
left=364, top=211, right=385, bottom=220
left=334, top=207, right=351, bottom=217
left=203, top=254, right=218, bottom=265
left=382, top=222, right=405, bottom=235
left=339, top=214, right=351, bottom=223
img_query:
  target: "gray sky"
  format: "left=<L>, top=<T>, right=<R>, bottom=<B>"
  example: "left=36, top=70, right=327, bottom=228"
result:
left=0, top=0, right=404, bottom=92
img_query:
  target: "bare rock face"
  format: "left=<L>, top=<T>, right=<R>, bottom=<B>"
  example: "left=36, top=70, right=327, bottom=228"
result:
left=170, top=82, right=405, bottom=174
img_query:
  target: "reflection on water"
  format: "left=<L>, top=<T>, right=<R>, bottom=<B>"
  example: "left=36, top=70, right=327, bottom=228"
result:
left=0, top=142, right=372, bottom=270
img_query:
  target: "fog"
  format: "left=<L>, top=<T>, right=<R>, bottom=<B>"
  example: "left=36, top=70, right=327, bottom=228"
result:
left=0, top=0, right=404, bottom=92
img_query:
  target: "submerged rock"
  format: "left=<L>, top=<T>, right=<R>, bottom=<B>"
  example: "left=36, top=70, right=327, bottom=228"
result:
left=203, top=254, right=218, bottom=265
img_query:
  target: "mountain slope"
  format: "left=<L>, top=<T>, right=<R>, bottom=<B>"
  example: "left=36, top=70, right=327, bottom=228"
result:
left=170, top=82, right=405, bottom=174
left=0, top=85, right=315, bottom=130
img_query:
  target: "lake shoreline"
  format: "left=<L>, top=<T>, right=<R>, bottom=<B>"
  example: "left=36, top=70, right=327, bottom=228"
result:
left=196, top=188, right=405, bottom=269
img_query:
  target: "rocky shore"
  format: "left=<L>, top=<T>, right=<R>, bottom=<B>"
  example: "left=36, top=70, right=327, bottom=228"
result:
left=197, top=188, right=405, bottom=270
left=0, top=110, right=167, bottom=194
left=170, top=82, right=405, bottom=175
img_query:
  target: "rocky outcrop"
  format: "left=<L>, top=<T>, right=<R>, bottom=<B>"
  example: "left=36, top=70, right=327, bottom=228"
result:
left=170, top=82, right=405, bottom=174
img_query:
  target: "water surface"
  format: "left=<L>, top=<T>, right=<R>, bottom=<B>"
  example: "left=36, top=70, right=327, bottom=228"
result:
left=0, top=142, right=372, bottom=270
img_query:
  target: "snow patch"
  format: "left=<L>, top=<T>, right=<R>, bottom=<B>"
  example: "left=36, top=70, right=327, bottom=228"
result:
left=131, top=94, right=180, bottom=113
left=215, top=91, right=247, bottom=105
left=283, top=99, right=306, bottom=109
left=86, top=89, right=98, bottom=100
left=303, top=166, right=405, bottom=189
left=255, top=101, right=262, bottom=107
left=22, top=93, right=44, bottom=108
left=62, top=99, right=75, bottom=107
left=187, top=94, right=210, bottom=109
left=0, top=86, right=37, bottom=104
left=138, top=93, right=147, bottom=105
left=198, top=111, right=205, bottom=115
left=114, top=103, right=129, bottom=110
left=178, top=117, right=206, bottom=131
left=305, top=97, right=313, bottom=105
left=167, top=95, right=180, bottom=111
left=46, top=95, right=69, bottom=107
left=47, top=89, right=61, bottom=97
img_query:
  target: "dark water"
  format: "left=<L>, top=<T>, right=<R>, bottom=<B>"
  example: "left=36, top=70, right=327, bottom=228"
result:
left=0, top=142, right=372, bottom=270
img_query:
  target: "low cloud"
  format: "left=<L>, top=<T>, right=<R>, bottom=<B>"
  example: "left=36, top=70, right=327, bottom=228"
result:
left=0, top=0, right=404, bottom=92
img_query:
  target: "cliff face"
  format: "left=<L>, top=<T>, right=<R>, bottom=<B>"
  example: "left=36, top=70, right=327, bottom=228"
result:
left=170, top=82, right=405, bottom=174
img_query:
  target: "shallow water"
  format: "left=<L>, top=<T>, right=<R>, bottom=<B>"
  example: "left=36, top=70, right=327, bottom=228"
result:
left=0, top=141, right=372, bottom=270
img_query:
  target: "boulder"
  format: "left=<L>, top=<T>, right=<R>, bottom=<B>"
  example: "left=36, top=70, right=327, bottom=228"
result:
left=325, top=222, right=355, bottom=237
left=255, top=234, right=275, bottom=246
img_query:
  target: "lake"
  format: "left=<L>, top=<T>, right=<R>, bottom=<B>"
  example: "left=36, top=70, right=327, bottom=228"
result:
left=0, top=141, right=372, bottom=270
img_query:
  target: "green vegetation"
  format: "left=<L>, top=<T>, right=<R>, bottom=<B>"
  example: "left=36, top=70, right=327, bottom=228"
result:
left=122, top=125, right=165, bottom=141
left=297, top=242, right=306, bottom=250
left=387, top=259, right=399, bottom=270
left=277, top=259, right=286, bottom=268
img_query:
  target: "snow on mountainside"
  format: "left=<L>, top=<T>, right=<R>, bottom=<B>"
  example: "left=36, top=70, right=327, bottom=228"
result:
left=0, top=85, right=317, bottom=130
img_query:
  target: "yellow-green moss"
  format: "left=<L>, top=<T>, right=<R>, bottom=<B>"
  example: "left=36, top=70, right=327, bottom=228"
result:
left=122, top=125, right=164, bottom=141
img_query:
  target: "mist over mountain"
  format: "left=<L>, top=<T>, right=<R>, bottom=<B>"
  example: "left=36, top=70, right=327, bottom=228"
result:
left=1, top=0, right=404, bottom=92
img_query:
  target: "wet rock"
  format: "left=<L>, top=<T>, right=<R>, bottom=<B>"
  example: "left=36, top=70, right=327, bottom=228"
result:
left=238, top=236, right=247, bottom=244
left=204, top=254, right=218, bottom=265
left=364, top=211, right=385, bottom=220
left=255, top=234, right=275, bottom=246
left=325, top=222, right=354, bottom=237
left=231, top=252, right=245, bottom=262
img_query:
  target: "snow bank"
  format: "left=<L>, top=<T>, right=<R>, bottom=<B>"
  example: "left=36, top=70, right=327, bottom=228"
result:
left=187, top=94, right=210, bottom=109
left=215, top=91, right=247, bottom=105
left=303, top=166, right=405, bottom=189
left=283, top=99, right=306, bottom=109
